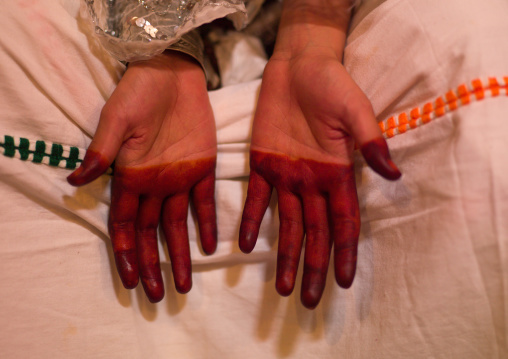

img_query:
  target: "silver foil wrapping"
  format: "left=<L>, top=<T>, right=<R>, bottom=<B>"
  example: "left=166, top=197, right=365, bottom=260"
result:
left=84, top=0, right=247, bottom=61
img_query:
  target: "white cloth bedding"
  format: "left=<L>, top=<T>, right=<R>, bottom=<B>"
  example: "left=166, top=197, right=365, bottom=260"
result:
left=1, top=0, right=508, bottom=357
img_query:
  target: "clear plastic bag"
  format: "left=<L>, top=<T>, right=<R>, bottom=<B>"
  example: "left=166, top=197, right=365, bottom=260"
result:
left=84, top=0, right=247, bottom=62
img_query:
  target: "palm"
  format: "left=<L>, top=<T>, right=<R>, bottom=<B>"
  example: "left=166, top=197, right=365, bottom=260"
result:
left=106, top=56, right=217, bottom=168
left=251, top=53, right=369, bottom=163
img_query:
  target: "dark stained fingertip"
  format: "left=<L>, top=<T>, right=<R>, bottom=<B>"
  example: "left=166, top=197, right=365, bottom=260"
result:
left=174, top=276, right=192, bottom=294
left=67, top=150, right=110, bottom=186
left=335, top=264, right=356, bottom=289
left=239, top=225, right=258, bottom=253
left=141, top=278, right=165, bottom=303
left=334, top=247, right=357, bottom=289
left=115, top=251, right=139, bottom=289
left=301, top=272, right=326, bottom=309
left=360, top=138, right=402, bottom=181
left=201, top=238, right=217, bottom=255
left=275, top=275, right=295, bottom=297
left=200, top=225, right=218, bottom=255
left=121, top=276, right=139, bottom=290
left=275, top=251, right=300, bottom=297
left=300, top=284, right=322, bottom=310
left=169, top=255, right=192, bottom=294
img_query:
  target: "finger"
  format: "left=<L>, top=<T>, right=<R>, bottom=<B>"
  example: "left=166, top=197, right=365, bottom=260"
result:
left=162, top=193, right=192, bottom=294
left=360, top=137, right=401, bottom=180
left=136, top=195, right=164, bottom=303
left=239, top=171, right=273, bottom=253
left=329, top=169, right=360, bottom=289
left=191, top=171, right=217, bottom=255
left=109, top=181, right=140, bottom=289
left=275, top=191, right=304, bottom=297
left=67, top=149, right=110, bottom=186
left=67, top=106, right=128, bottom=186
left=341, top=89, right=401, bottom=180
left=301, top=194, right=332, bottom=309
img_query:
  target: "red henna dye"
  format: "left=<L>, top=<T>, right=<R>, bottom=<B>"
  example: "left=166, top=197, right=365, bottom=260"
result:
left=241, top=150, right=361, bottom=309
left=360, top=137, right=401, bottom=180
left=239, top=171, right=272, bottom=254
left=107, top=157, right=216, bottom=302
left=67, top=149, right=110, bottom=186
left=112, top=249, right=139, bottom=289
left=66, top=156, right=218, bottom=303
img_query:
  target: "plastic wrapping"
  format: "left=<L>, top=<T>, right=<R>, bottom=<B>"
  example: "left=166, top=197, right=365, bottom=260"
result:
left=84, top=0, right=247, bottom=62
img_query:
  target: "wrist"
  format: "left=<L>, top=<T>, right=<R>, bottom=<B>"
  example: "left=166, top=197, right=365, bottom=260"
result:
left=126, top=50, right=207, bottom=94
left=272, top=0, right=353, bottom=60
left=160, top=51, right=208, bottom=90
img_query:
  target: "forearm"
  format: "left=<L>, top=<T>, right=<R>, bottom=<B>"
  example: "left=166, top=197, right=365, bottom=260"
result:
left=273, top=0, right=354, bottom=59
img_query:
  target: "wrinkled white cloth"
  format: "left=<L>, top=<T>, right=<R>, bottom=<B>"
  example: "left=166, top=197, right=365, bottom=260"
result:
left=1, top=0, right=508, bottom=358
left=210, top=31, right=268, bottom=87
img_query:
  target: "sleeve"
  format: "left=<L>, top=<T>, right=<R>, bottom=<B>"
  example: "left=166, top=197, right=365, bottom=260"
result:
left=83, top=0, right=247, bottom=62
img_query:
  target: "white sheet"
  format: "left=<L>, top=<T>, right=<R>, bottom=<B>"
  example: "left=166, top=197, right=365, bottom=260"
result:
left=1, top=0, right=507, bottom=357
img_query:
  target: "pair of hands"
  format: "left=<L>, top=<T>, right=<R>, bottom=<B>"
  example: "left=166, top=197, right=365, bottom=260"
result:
left=68, top=44, right=400, bottom=308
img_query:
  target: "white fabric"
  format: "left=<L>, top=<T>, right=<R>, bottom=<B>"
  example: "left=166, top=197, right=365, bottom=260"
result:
left=1, top=0, right=508, bottom=357
left=210, top=31, right=268, bottom=87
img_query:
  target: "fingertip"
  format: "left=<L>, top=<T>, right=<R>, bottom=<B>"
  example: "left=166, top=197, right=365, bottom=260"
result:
left=67, top=149, right=110, bottom=186
left=142, top=278, right=165, bottom=303
left=147, top=293, right=165, bottom=303
left=174, top=276, right=192, bottom=294
left=123, top=281, right=138, bottom=291
left=333, top=230, right=358, bottom=289
left=120, top=270, right=139, bottom=289
left=335, top=264, right=356, bottom=289
left=300, top=272, right=326, bottom=309
left=360, top=138, right=401, bottom=181
left=121, top=277, right=139, bottom=290
left=115, top=250, right=139, bottom=289
left=171, top=259, right=192, bottom=293
left=334, top=247, right=357, bottom=289
left=200, top=223, right=218, bottom=255
left=275, top=275, right=295, bottom=297
left=239, top=225, right=257, bottom=253
left=66, top=166, right=85, bottom=186
left=300, top=284, right=321, bottom=310
left=202, top=238, right=217, bottom=255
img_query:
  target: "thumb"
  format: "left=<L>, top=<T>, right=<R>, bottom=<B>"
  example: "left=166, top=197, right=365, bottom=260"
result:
left=67, top=109, right=127, bottom=186
left=345, top=95, right=401, bottom=181
left=359, top=137, right=401, bottom=181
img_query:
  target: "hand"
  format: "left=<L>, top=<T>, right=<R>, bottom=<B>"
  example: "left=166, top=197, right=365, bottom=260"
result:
left=239, top=46, right=401, bottom=309
left=68, top=52, right=217, bottom=303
